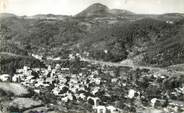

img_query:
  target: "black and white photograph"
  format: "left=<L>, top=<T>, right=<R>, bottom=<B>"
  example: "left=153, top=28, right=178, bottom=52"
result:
left=0, top=0, right=184, bottom=113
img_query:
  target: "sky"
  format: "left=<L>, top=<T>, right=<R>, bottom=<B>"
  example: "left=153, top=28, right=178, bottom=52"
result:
left=0, top=0, right=184, bottom=16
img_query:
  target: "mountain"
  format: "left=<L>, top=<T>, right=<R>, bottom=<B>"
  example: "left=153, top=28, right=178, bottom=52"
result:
left=0, top=5, right=184, bottom=69
left=76, top=3, right=134, bottom=17
left=76, top=3, right=109, bottom=17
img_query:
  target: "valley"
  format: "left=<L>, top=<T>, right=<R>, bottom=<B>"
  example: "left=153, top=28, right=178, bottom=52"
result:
left=0, top=3, right=184, bottom=113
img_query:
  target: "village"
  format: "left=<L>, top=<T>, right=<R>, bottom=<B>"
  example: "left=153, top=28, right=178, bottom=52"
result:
left=0, top=0, right=184, bottom=112
left=0, top=53, right=184, bottom=113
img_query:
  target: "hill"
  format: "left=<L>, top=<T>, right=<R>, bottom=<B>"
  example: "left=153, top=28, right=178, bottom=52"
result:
left=109, top=9, right=134, bottom=16
left=79, top=18, right=184, bottom=66
left=76, top=3, right=134, bottom=18
left=31, top=14, right=69, bottom=20
left=76, top=3, right=109, bottom=17
left=0, top=13, right=17, bottom=18
left=0, top=3, right=184, bottom=68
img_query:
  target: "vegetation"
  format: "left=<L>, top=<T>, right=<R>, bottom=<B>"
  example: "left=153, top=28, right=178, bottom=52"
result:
left=0, top=54, right=45, bottom=74
left=0, top=4, right=184, bottom=113
left=0, top=5, right=184, bottom=68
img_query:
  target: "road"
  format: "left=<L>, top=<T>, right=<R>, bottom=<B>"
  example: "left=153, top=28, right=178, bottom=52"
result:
left=1, top=52, right=184, bottom=75
left=81, top=58, right=184, bottom=75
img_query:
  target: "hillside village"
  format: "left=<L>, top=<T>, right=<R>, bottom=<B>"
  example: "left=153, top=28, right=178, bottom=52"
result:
left=0, top=3, right=184, bottom=113
left=0, top=54, right=184, bottom=113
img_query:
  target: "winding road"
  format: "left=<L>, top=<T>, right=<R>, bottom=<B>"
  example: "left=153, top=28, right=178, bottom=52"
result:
left=81, top=58, right=184, bottom=75
left=1, top=52, right=184, bottom=75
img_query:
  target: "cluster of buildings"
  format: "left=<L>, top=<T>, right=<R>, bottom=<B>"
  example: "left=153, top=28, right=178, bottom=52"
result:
left=0, top=59, right=184, bottom=113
